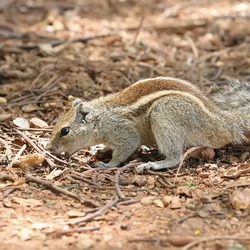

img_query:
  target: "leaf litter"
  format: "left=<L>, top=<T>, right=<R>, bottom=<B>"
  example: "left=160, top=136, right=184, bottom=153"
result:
left=0, top=0, right=250, bottom=249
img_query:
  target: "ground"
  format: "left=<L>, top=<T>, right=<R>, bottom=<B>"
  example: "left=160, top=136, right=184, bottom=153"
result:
left=1, top=0, right=250, bottom=249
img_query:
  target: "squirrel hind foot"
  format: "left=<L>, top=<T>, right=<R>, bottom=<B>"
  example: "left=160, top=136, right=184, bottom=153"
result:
left=135, top=159, right=180, bottom=174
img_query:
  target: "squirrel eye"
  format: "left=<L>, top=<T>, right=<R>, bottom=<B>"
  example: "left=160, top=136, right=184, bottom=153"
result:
left=61, top=127, right=70, bottom=136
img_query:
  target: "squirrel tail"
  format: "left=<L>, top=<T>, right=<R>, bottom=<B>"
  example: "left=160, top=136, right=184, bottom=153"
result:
left=210, top=80, right=250, bottom=144
left=210, top=80, right=250, bottom=111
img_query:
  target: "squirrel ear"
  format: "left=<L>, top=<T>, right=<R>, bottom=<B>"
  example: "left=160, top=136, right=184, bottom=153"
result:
left=72, top=99, right=82, bottom=107
left=76, top=103, right=92, bottom=121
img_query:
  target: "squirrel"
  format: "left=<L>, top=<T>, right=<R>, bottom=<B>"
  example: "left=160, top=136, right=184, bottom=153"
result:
left=46, top=77, right=250, bottom=173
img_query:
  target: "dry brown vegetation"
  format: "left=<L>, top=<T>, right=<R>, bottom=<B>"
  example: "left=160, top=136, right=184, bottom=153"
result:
left=1, top=0, right=250, bottom=249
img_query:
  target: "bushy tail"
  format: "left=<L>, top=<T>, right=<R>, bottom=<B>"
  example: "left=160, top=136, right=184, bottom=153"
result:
left=209, top=80, right=250, bottom=111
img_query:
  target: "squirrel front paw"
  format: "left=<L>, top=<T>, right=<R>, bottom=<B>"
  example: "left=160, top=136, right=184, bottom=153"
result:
left=93, top=161, right=112, bottom=168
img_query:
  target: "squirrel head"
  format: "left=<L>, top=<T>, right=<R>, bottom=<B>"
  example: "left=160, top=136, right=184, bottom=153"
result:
left=46, top=99, right=99, bottom=157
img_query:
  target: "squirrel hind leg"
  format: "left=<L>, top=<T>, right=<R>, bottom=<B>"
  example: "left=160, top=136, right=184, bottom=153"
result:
left=136, top=117, right=184, bottom=174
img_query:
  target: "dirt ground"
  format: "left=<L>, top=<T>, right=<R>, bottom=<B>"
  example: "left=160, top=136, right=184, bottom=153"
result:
left=1, top=0, right=250, bottom=249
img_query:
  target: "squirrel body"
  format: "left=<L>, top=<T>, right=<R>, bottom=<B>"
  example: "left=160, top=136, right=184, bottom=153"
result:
left=47, top=77, right=250, bottom=172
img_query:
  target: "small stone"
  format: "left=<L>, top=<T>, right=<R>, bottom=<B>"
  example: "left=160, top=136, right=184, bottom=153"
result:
left=153, top=199, right=164, bottom=208
left=170, top=196, right=181, bottom=209
left=177, top=186, right=193, bottom=197
left=163, top=195, right=172, bottom=206
left=140, top=196, right=155, bottom=205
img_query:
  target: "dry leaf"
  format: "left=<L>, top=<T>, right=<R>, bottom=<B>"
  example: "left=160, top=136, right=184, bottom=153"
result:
left=12, top=197, right=43, bottom=208
left=30, top=117, right=48, bottom=128
left=21, top=104, right=40, bottom=113
left=170, top=196, right=182, bottom=209
left=177, top=186, right=193, bottom=197
left=13, top=117, right=30, bottom=129
left=0, top=97, right=7, bottom=103
left=0, top=113, right=11, bottom=121
left=19, top=228, right=33, bottom=241
left=66, top=210, right=86, bottom=218
left=30, top=222, right=48, bottom=230
left=13, top=153, right=45, bottom=168
left=46, top=169, right=64, bottom=180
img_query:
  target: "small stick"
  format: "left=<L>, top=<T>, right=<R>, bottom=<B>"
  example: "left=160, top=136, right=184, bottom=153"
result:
left=70, top=173, right=101, bottom=187
left=114, top=162, right=141, bottom=199
left=15, top=129, right=68, bottom=165
left=0, top=138, right=12, bottom=162
left=25, top=174, right=99, bottom=207
left=225, top=181, right=250, bottom=189
left=48, top=226, right=100, bottom=237
left=131, top=16, right=145, bottom=45
left=182, top=236, right=250, bottom=250
left=7, top=144, right=26, bottom=169
left=68, top=195, right=119, bottom=225
left=15, top=127, right=53, bottom=132
left=0, top=173, right=14, bottom=182
left=174, top=146, right=206, bottom=185
left=19, top=33, right=110, bottom=50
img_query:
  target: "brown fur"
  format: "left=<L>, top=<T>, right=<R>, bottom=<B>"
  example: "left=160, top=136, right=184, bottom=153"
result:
left=103, top=77, right=214, bottom=111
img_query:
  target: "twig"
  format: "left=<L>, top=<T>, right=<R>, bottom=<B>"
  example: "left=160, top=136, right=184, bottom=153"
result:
left=70, top=173, right=101, bottom=187
left=174, top=146, right=206, bottom=185
left=48, top=226, right=100, bottom=237
left=182, top=236, right=250, bottom=250
left=15, top=129, right=68, bottom=165
left=185, top=34, right=199, bottom=59
left=19, top=33, right=110, bottom=50
left=157, top=177, right=176, bottom=188
left=0, top=172, right=14, bottom=182
left=114, top=162, right=141, bottom=199
left=68, top=195, right=119, bottom=225
left=25, top=174, right=99, bottom=207
left=0, top=138, right=12, bottom=162
left=117, top=199, right=139, bottom=206
left=13, top=127, right=52, bottom=132
left=7, top=144, right=26, bottom=169
left=224, top=182, right=250, bottom=189
left=131, top=16, right=145, bottom=45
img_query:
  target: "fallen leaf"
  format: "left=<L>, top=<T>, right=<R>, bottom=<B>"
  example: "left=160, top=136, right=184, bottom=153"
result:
left=170, top=196, right=182, bottom=209
left=30, top=117, right=48, bottom=128
left=0, top=97, right=7, bottom=103
left=46, top=169, right=64, bottom=180
left=0, top=113, right=11, bottom=121
left=12, top=197, right=43, bottom=208
left=177, top=186, right=193, bottom=197
left=30, top=222, right=48, bottom=230
left=146, top=176, right=156, bottom=189
left=13, top=153, right=45, bottom=168
left=66, top=210, right=86, bottom=218
left=21, top=104, right=40, bottom=113
left=13, top=117, right=30, bottom=129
